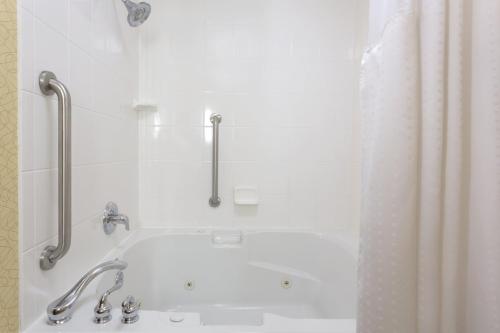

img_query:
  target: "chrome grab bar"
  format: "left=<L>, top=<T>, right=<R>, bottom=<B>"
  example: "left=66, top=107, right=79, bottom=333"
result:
left=209, top=113, right=222, bottom=207
left=39, top=71, right=72, bottom=270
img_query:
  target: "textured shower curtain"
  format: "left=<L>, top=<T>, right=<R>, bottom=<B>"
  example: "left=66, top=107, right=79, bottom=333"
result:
left=358, top=1, right=500, bottom=333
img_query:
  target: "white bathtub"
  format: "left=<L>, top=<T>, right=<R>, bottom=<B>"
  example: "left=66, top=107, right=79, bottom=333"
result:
left=27, top=229, right=357, bottom=333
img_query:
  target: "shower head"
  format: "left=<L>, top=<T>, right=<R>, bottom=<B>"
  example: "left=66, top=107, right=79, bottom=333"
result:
left=121, top=0, right=151, bottom=27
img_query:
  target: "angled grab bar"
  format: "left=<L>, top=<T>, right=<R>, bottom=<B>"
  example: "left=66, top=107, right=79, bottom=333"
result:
left=39, top=71, right=72, bottom=270
left=209, top=113, right=222, bottom=207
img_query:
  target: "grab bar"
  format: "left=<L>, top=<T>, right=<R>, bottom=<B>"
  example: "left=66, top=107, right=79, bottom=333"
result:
left=209, top=113, right=222, bottom=207
left=39, top=71, right=72, bottom=270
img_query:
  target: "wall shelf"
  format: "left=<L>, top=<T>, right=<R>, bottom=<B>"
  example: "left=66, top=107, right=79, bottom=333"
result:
left=133, top=100, right=158, bottom=112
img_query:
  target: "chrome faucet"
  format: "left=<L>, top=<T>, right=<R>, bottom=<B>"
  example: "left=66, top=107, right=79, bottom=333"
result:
left=102, top=202, right=130, bottom=235
left=46, top=259, right=128, bottom=325
left=121, top=295, right=141, bottom=324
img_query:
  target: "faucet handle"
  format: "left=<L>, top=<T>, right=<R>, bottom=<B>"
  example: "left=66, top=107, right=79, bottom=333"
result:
left=94, top=271, right=124, bottom=324
left=121, top=295, right=140, bottom=324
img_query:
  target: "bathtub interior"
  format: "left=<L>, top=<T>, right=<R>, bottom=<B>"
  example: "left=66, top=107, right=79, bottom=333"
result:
left=97, top=230, right=356, bottom=326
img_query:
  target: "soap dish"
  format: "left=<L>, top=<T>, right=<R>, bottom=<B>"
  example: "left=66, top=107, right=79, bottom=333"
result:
left=133, top=100, right=158, bottom=112
left=233, top=186, right=259, bottom=205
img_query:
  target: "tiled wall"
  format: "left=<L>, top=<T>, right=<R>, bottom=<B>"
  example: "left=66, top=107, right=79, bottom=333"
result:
left=139, top=0, right=367, bottom=231
left=18, top=0, right=367, bottom=328
left=19, top=0, right=139, bottom=330
left=0, top=1, right=19, bottom=331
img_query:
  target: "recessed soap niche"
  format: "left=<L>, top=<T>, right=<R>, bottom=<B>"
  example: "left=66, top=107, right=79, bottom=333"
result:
left=234, top=186, right=259, bottom=206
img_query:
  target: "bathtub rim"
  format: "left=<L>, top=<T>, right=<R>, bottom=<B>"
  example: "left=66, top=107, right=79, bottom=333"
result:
left=104, top=227, right=359, bottom=263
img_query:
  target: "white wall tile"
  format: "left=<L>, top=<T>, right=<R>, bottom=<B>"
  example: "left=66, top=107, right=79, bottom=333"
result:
left=33, top=93, right=58, bottom=169
left=20, top=0, right=34, bottom=12
left=72, top=163, right=138, bottom=225
left=68, top=0, right=91, bottom=51
left=142, top=126, right=205, bottom=162
left=205, top=0, right=267, bottom=25
left=20, top=249, right=42, bottom=332
left=69, top=44, right=92, bottom=109
left=33, top=169, right=58, bottom=244
left=19, top=0, right=139, bottom=329
left=34, top=18, right=69, bottom=87
left=34, top=0, right=69, bottom=36
left=138, top=0, right=366, bottom=232
left=72, top=107, right=137, bottom=166
left=316, top=161, right=356, bottom=231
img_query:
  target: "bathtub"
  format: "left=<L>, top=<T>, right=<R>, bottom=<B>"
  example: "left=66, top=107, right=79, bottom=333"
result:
left=26, top=229, right=357, bottom=333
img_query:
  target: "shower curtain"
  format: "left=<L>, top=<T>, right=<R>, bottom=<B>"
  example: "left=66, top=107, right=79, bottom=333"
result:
left=358, top=1, right=500, bottom=333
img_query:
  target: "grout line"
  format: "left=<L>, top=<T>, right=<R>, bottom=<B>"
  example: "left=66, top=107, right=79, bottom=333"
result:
left=21, top=160, right=137, bottom=174
left=22, top=212, right=102, bottom=254
left=20, top=90, right=137, bottom=122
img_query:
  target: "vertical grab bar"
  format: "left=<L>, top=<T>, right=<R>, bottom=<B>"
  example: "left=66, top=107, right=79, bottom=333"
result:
left=39, top=71, right=72, bottom=270
left=209, top=113, right=222, bottom=207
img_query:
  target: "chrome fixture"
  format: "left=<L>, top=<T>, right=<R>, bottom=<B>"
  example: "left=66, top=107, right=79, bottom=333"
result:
left=46, top=259, right=128, bottom=325
left=102, top=202, right=130, bottom=235
left=121, top=0, right=151, bottom=27
left=39, top=71, right=72, bottom=271
left=209, top=114, right=222, bottom=208
left=94, top=271, right=124, bottom=324
left=121, top=296, right=140, bottom=324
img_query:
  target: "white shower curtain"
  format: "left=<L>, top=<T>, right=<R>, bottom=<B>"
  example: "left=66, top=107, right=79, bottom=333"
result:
left=358, top=1, right=500, bottom=333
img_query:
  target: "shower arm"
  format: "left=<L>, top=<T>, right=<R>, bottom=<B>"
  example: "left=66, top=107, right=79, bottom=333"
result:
left=39, top=71, right=72, bottom=270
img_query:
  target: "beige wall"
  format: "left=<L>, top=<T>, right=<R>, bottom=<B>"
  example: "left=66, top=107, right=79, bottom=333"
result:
left=0, top=0, right=19, bottom=331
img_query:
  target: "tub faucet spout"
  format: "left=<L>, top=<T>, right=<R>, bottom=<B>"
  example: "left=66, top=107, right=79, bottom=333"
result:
left=102, top=202, right=130, bottom=234
left=46, top=259, right=127, bottom=325
left=108, top=215, right=130, bottom=230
